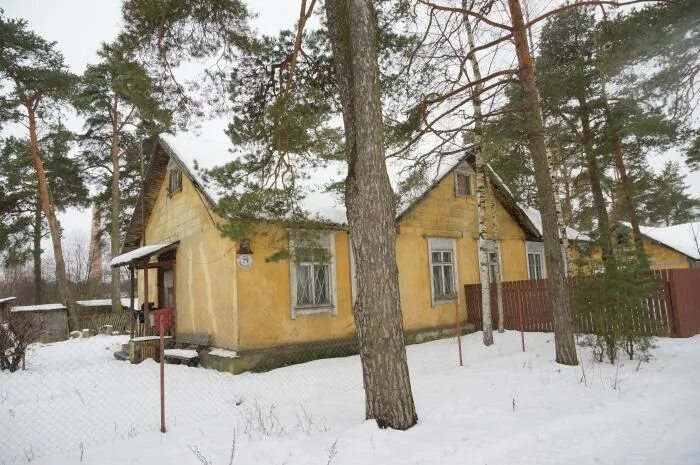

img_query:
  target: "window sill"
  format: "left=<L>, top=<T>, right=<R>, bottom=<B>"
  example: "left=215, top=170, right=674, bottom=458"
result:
left=292, top=306, right=336, bottom=318
left=433, top=297, right=457, bottom=305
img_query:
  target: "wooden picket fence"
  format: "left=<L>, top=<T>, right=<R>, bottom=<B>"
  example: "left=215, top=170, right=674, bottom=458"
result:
left=465, top=268, right=700, bottom=338
left=74, top=311, right=132, bottom=335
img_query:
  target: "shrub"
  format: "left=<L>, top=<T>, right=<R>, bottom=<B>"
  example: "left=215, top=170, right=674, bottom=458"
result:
left=0, top=316, right=46, bottom=372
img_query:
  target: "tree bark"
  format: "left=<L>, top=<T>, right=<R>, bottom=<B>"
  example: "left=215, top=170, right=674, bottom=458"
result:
left=110, top=96, right=122, bottom=313
left=32, top=198, right=43, bottom=305
left=545, top=147, right=572, bottom=276
left=325, top=0, right=417, bottom=429
left=578, top=96, right=613, bottom=266
left=601, top=90, right=646, bottom=263
left=487, top=179, right=505, bottom=333
left=464, top=11, right=493, bottom=345
left=26, top=105, right=75, bottom=326
left=507, top=0, right=578, bottom=365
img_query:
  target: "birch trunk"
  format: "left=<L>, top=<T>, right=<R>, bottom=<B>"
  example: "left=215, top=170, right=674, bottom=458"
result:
left=545, top=147, right=571, bottom=276
left=464, top=9, right=493, bottom=345
left=507, top=0, right=578, bottom=365
left=27, top=105, right=75, bottom=326
left=325, top=0, right=417, bottom=430
left=487, top=179, right=505, bottom=333
left=110, top=96, right=122, bottom=314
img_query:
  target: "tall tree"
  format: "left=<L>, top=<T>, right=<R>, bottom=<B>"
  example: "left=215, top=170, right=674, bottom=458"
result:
left=0, top=13, right=78, bottom=320
left=642, top=161, right=699, bottom=226
left=464, top=10, right=493, bottom=346
left=0, top=131, right=88, bottom=304
left=76, top=39, right=172, bottom=313
left=325, top=0, right=418, bottom=429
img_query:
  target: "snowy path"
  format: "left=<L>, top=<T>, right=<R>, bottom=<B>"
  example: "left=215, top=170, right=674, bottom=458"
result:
left=1, top=332, right=698, bottom=464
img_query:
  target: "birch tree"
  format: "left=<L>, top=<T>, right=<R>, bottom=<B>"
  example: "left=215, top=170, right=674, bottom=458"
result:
left=464, top=9, right=493, bottom=345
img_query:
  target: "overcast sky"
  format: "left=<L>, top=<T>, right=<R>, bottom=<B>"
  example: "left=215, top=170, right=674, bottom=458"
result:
left=0, top=0, right=307, bottom=243
left=1, top=0, right=698, bottom=250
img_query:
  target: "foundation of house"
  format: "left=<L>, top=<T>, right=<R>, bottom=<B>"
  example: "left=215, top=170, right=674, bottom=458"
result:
left=200, top=322, right=476, bottom=375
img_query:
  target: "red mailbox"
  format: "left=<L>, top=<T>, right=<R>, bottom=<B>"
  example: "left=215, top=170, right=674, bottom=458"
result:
left=150, top=308, right=173, bottom=335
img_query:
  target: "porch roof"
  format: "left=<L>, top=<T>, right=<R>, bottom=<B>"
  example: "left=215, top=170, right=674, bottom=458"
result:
left=110, top=242, right=178, bottom=268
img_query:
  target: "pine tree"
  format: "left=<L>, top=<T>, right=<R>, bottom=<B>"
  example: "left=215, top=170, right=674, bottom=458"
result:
left=0, top=131, right=88, bottom=304
left=643, top=161, right=699, bottom=226
left=325, top=0, right=418, bottom=430
left=75, top=38, right=172, bottom=313
left=0, top=13, right=79, bottom=320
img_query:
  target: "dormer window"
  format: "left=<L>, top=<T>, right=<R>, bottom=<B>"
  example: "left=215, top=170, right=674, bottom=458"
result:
left=455, top=172, right=473, bottom=197
left=168, top=161, right=182, bottom=196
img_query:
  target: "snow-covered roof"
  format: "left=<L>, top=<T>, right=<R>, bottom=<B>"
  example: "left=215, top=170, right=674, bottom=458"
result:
left=157, top=120, right=468, bottom=226
left=628, top=222, right=700, bottom=260
left=0, top=297, right=16, bottom=304
left=148, top=120, right=541, bottom=239
left=76, top=298, right=131, bottom=308
left=11, top=303, right=67, bottom=313
left=520, top=205, right=590, bottom=242
left=110, top=242, right=177, bottom=267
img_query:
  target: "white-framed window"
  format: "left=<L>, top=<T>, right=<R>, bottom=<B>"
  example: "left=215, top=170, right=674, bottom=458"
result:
left=525, top=241, right=546, bottom=280
left=168, top=159, right=182, bottom=195
left=290, top=231, right=337, bottom=317
left=455, top=172, right=473, bottom=197
left=428, top=237, right=459, bottom=304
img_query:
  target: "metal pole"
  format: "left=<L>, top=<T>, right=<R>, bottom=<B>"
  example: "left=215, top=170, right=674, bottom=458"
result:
left=129, top=266, right=135, bottom=337
left=455, top=303, right=463, bottom=366
left=144, top=267, right=150, bottom=337
left=518, top=287, right=525, bottom=352
left=160, top=316, right=166, bottom=433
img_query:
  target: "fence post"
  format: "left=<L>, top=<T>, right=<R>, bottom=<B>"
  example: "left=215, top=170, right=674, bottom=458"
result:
left=517, top=282, right=525, bottom=352
left=160, top=317, right=166, bottom=433
left=454, top=303, right=463, bottom=366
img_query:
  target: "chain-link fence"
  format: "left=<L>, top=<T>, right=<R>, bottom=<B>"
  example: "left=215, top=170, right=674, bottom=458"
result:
left=0, top=309, right=369, bottom=464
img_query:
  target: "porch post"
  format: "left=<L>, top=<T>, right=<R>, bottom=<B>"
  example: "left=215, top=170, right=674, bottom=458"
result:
left=144, top=265, right=150, bottom=337
left=171, top=264, right=177, bottom=337
left=129, top=266, right=135, bottom=337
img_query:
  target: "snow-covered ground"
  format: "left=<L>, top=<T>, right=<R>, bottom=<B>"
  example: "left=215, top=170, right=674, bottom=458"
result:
left=1, top=332, right=699, bottom=465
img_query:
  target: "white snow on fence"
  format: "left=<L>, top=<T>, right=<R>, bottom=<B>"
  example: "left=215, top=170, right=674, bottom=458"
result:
left=0, top=296, right=16, bottom=304
left=10, top=303, right=67, bottom=312
left=76, top=298, right=131, bottom=308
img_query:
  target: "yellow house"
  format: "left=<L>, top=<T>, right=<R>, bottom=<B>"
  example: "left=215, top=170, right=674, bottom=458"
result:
left=618, top=223, right=700, bottom=270
left=114, top=131, right=557, bottom=371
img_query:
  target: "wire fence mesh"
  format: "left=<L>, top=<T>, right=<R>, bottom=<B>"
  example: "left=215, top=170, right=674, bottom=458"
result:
left=0, top=308, right=370, bottom=464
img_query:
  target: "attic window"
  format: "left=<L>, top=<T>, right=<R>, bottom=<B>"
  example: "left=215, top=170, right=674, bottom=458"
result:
left=168, top=166, right=182, bottom=195
left=455, top=172, right=472, bottom=197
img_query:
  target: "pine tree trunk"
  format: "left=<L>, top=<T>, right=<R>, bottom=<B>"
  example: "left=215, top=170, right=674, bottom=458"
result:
left=464, top=11, right=493, bottom=345
left=578, top=96, right=613, bottom=265
left=33, top=199, right=43, bottom=305
left=27, top=105, right=75, bottom=327
left=325, top=0, right=417, bottom=429
left=110, top=97, right=122, bottom=314
left=601, top=90, right=646, bottom=263
left=507, top=0, right=578, bottom=365
left=487, top=180, right=505, bottom=333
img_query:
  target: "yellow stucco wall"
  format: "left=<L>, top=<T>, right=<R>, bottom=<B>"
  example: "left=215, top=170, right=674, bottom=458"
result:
left=139, top=160, right=532, bottom=351
left=236, top=226, right=356, bottom=349
left=644, top=238, right=692, bottom=270
left=397, top=171, right=528, bottom=331
left=138, top=170, right=239, bottom=349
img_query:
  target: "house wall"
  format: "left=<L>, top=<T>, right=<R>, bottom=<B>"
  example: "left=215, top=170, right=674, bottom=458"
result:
left=235, top=170, right=530, bottom=350
left=397, top=172, right=528, bottom=331
left=644, top=238, right=692, bottom=270
left=139, top=171, right=239, bottom=350
left=236, top=225, right=356, bottom=349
